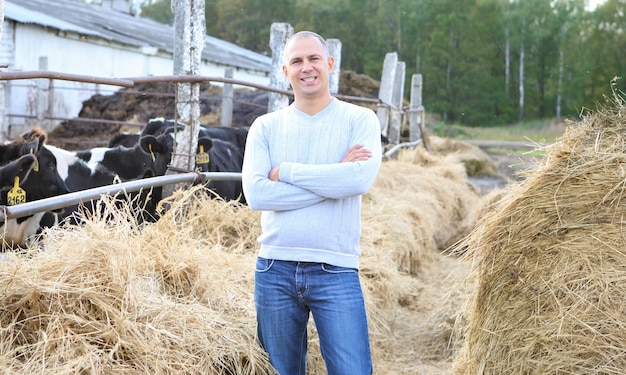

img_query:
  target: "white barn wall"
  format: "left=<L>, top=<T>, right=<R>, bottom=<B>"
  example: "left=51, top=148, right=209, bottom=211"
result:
left=2, top=20, right=270, bottom=140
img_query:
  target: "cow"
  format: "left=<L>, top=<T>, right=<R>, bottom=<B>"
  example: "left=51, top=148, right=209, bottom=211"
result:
left=75, top=143, right=159, bottom=181
left=1, top=127, right=71, bottom=248
left=47, top=144, right=162, bottom=224
left=0, top=154, right=37, bottom=191
left=136, top=127, right=246, bottom=203
left=195, top=136, right=245, bottom=202
left=107, top=119, right=185, bottom=148
left=108, top=132, right=140, bottom=148
left=141, top=118, right=249, bottom=151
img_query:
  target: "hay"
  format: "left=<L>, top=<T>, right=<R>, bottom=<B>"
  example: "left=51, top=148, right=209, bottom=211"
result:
left=453, top=97, right=626, bottom=374
left=0, top=192, right=272, bottom=375
left=0, top=142, right=487, bottom=374
left=427, top=136, right=499, bottom=178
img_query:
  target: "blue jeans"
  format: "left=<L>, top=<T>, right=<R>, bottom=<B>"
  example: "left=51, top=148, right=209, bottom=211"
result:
left=255, top=257, right=373, bottom=375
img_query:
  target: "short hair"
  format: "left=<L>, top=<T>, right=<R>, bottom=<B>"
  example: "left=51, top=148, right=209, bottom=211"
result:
left=282, top=31, right=329, bottom=65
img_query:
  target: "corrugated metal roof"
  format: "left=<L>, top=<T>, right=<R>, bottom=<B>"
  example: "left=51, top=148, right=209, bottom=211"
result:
left=4, top=0, right=272, bottom=73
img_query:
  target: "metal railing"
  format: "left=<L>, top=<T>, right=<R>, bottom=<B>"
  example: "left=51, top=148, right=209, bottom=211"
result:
left=0, top=171, right=242, bottom=221
left=0, top=70, right=402, bottom=222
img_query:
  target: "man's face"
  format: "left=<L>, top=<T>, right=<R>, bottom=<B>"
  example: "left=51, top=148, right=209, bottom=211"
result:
left=282, top=36, right=334, bottom=100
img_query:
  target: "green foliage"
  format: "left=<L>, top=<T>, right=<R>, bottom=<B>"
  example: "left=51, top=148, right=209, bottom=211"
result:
left=427, top=122, right=472, bottom=139
left=140, top=0, right=626, bottom=128
left=140, top=0, right=173, bottom=25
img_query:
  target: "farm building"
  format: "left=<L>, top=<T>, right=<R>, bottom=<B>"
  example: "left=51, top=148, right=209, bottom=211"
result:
left=0, top=0, right=272, bottom=141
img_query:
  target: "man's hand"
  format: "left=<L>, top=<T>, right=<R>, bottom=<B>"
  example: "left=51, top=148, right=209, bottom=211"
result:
left=341, top=144, right=372, bottom=163
left=269, top=165, right=281, bottom=181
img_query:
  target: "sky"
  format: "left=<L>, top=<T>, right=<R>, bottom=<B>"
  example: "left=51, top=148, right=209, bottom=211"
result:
left=587, top=0, right=606, bottom=10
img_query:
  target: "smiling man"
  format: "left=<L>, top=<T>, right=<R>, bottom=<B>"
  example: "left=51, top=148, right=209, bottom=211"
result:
left=242, top=31, right=382, bottom=375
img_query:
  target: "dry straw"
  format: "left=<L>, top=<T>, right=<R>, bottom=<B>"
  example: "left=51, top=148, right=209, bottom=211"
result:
left=453, top=94, right=626, bottom=374
left=0, top=138, right=489, bottom=374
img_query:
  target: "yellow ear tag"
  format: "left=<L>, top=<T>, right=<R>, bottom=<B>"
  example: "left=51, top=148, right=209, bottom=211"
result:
left=7, top=177, right=26, bottom=205
left=29, top=147, right=39, bottom=172
left=195, top=145, right=209, bottom=165
left=149, top=144, right=155, bottom=162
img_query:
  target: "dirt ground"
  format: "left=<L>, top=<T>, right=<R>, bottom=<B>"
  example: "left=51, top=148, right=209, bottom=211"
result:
left=471, top=150, right=538, bottom=191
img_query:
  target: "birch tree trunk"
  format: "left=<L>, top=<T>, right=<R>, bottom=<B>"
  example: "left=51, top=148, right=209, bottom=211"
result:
left=505, top=26, right=510, bottom=96
left=556, top=48, right=563, bottom=120
left=518, top=24, right=525, bottom=123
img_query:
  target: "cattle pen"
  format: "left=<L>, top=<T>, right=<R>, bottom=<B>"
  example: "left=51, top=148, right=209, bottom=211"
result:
left=0, top=56, right=426, bottom=220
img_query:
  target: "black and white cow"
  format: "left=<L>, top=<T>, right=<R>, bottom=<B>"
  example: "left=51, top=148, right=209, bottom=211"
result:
left=16, top=128, right=72, bottom=202
left=195, top=136, right=245, bottom=202
left=48, top=144, right=161, bottom=224
left=0, top=154, right=37, bottom=191
left=107, top=118, right=185, bottom=148
left=141, top=118, right=249, bottom=151
left=136, top=125, right=246, bottom=203
left=0, top=128, right=71, bottom=248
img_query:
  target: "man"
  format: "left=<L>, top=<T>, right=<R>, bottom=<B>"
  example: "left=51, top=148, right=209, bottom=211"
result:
left=241, top=31, right=382, bottom=375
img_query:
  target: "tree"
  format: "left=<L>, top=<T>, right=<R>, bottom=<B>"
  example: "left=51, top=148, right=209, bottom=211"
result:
left=136, top=0, right=626, bottom=127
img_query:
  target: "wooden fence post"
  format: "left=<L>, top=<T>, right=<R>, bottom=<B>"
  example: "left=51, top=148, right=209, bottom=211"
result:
left=409, top=74, right=427, bottom=149
left=220, top=67, right=233, bottom=127
left=166, top=0, right=205, bottom=197
left=377, top=52, right=397, bottom=138
left=327, top=38, right=341, bottom=95
left=268, top=23, right=293, bottom=113
left=388, top=61, right=405, bottom=144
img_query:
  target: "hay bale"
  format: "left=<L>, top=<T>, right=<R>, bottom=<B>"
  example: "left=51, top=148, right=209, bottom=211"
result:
left=453, top=99, right=626, bottom=374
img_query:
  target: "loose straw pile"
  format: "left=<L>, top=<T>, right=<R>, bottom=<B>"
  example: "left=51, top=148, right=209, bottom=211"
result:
left=454, top=96, right=626, bottom=374
left=0, top=135, right=492, bottom=374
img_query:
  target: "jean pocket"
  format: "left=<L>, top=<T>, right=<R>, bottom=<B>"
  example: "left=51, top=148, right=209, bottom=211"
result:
left=321, top=263, right=358, bottom=274
left=255, top=257, right=274, bottom=272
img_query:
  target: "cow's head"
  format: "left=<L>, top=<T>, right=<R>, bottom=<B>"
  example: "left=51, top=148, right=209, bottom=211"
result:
left=0, top=154, right=37, bottom=191
left=143, top=118, right=184, bottom=138
left=18, top=128, right=71, bottom=202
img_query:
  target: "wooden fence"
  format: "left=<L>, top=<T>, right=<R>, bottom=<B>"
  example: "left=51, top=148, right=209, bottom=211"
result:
left=0, top=25, right=426, bottom=151
left=0, top=25, right=427, bottom=219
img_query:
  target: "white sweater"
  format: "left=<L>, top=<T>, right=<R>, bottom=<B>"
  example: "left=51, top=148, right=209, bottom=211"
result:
left=242, top=98, right=382, bottom=268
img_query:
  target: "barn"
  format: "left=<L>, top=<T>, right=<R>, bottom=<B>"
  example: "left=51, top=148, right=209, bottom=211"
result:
left=0, top=0, right=272, bottom=142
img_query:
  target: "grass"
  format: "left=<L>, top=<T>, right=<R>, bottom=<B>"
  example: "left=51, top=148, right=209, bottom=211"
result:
left=428, top=118, right=569, bottom=144
left=426, top=118, right=570, bottom=157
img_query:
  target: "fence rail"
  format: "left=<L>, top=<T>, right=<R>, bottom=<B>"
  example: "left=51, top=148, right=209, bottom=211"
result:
left=0, top=171, right=242, bottom=221
left=0, top=70, right=135, bottom=87
left=0, top=60, right=425, bottom=219
left=1, top=70, right=382, bottom=132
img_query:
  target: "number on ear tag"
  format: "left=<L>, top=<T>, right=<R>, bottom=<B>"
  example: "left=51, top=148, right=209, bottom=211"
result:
left=195, top=145, right=209, bottom=165
left=7, top=177, right=26, bottom=205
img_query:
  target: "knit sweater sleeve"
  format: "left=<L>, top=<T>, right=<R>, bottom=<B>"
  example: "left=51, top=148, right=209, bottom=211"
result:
left=278, top=109, right=382, bottom=199
left=242, top=117, right=326, bottom=212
